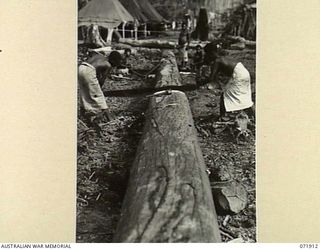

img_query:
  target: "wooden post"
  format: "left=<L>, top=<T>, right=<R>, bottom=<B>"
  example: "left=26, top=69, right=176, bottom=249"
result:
left=122, top=22, right=126, bottom=39
left=134, top=19, right=138, bottom=40
left=113, top=53, right=221, bottom=243
left=144, top=24, right=147, bottom=38
left=135, top=28, right=138, bottom=40
left=106, top=28, right=114, bottom=43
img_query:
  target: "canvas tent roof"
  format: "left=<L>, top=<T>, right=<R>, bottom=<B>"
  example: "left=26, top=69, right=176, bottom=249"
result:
left=119, top=0, right=164, bottom=23
left=139, top=0, right=164, bottom=22
left=203, top=0, right=244, bottom=14
left=119, top=0, right=148, bottom=23
left=78, top=0, right=134, bottom=29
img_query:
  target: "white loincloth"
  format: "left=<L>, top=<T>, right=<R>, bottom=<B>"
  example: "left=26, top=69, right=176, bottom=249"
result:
left=180, top=45, right=189, bottom=62
left=78, top=62, right=108, bottom=114
left=223, top=62, right=253, bottom=112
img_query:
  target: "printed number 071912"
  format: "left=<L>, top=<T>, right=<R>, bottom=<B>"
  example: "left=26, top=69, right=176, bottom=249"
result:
left=300, top=244, right=319, bottom=249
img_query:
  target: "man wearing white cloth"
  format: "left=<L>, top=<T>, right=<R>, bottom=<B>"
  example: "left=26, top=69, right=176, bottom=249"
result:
left=78, top=53, right=116, bottom=123
left=208, top=50, right=254, bottom=119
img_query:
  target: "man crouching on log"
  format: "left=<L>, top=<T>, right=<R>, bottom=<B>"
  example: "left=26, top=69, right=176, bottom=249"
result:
left=205, top=42, right=254, bottom=120
left=78, top=52, right=117, bottom=130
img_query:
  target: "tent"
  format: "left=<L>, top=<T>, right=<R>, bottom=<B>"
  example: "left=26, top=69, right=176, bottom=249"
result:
left=78, top=0, right=134, bottom=29
left=119, top=0, right=164, bottom=23
left=139, top=0, right=164, bottom=23
left=205, top=0, right=244, bottom=14
left=119, top=0, right=148, bottom=23
left=188, top=0, right=244, bottom=15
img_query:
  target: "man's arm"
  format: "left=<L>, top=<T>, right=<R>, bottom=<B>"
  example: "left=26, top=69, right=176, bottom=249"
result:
left=96, top=63, right=111, bottom=87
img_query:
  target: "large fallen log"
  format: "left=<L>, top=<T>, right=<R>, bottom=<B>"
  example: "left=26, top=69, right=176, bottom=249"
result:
left=119, top=38, right=177, bottom=49
left=113, top=90, right=221, bottom=242
left=118, top=39, right=209, bottom=50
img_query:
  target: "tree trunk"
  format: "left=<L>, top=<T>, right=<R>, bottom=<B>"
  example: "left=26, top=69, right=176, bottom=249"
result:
left=113, top=90, right=221, bottom=243
left=84, top=24, right=107, bottom=48
left=195, top=8, right=209, bottom=41
left=155, top=50, right=182, bottom=88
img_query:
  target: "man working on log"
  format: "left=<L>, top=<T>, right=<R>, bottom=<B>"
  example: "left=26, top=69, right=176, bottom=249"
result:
left=204, top=42, right=254, bottom=120
left=78, top=51, right=121, bottom=128
left=193, top=45, right=203, bottom=78
left=178, top=23, right=190, bottom=69
left=122, top=48, right=132, bottom=67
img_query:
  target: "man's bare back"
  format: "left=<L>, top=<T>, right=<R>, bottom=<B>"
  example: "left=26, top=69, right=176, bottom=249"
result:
left=87, top=54, right=111, bottom=72
left=210, top=56, right=238, bottom=82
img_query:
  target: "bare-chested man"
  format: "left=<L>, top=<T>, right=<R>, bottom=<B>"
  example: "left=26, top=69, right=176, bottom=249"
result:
left=78, top=52, right=115, bottom=122
left=178, top=23, right=190, bottom=69
left=205, top=42, right=254, bottom=119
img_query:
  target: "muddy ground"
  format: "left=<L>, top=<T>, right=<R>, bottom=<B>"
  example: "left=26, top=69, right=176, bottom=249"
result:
left=77, top=46, right=256, bottom=243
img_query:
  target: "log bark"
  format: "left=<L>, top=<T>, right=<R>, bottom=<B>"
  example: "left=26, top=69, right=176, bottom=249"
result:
left=113, top=90, right=221, bottom=243
left=155, top=50, right=182, bottom=88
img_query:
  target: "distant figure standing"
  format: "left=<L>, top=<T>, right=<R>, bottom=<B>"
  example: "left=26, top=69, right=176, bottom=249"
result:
left=122, top=48, right=132, bottom=67
left=193, top=45, right=203, bottom=78
left=184, top=14, right=192, bottom=30
left=172, top=21, right=176, bottom=30
left=133, top=19, right=138, bottom=40
left=204, top=43, right=254, bottom=119
left=178, top=23, right=190, bottom=69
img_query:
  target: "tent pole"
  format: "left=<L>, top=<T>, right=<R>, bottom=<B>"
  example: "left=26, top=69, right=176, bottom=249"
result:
left=107, top=28, right=114, bottom=43
left=144, top=24, right=147, bottom=38
left=134, top=19, right=138, bottom=40
left=122, top=22, right=126, bottom=39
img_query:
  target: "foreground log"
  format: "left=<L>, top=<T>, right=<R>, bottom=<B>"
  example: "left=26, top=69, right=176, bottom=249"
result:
left=113, top=90, right=221, bottom=242
left=155, top=50, right=182, bottom=88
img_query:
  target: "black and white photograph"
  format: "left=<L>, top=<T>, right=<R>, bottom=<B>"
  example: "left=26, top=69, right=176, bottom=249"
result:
left=76, top=0, right=256, bottom=243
